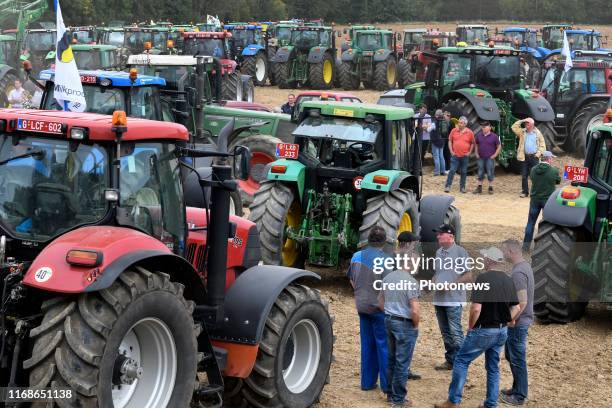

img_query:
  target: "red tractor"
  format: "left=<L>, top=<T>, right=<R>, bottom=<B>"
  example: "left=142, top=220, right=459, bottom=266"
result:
left=397, top=30, right=456, bottom=87
left=0, top=110, right=333, bottom=407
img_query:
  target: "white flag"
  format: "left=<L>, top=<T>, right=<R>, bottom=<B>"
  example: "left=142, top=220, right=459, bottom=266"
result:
left=54, top=0, right=86, bottom=112
left=561, top=31, right=573, bottom=73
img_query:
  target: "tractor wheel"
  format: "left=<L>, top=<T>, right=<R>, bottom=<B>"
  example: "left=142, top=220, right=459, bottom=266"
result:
left=276, top=62, right=295, bottom=89
left=222, top=72, right=243, bottom=101
left=249, top=181, right=305, bottom=267
left=569, top=99, right=607, bottom=156
left=230, top=190, right=244, bottom=217
left=238, top=284, right=333, bottom=408
left=339, top=61, right=359, bottom=90
left=358, top=189, right=420, bottom=248
left=441, top=97, right=482, bottom=174
left=373, top=57, right=397, bottom=91
left=504, top=158, right=523, bottom=175
left=268, top=48, right=278, bottom=86
left=25, top=268, right=198, bottom=407
left=242, top=53, right=268, bottom=86
left=0, top=69, right=19, bottom=108
left=333, top=57, right=343, bottom=88
left=397, top=59, right=415, bottom=88
left=532, top=222, right=588, bottom=323
left=230, top=134, right=283, bottom=205
left=308, top=52, right=334, bottom=89
left=536, top=121, right=558, bottom=152
left=242, top=76, right=255, bottom=102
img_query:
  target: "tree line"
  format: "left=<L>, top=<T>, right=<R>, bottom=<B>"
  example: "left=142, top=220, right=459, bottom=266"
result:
left=36, top=0, right=612, bottom=26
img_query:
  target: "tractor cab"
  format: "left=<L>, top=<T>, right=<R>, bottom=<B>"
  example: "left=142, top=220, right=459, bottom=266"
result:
left=554, top=29, right=611, bottom=53
left=402, top=28, right=427, bottom=54
left=455, top=24, right=489, bottom=45
left=22, top=28, right=56, bottom=75
left=71, top=44, right=120, bottom=70
left=0, top=34, right=17, bottom=66
left=182, top=31, right=232, bottom=60
left=123, top=27, right=171, bottom=55
left=274, top=23, right=298, bottom=47
left=224, top=23, right=266, bottom=55
left=541, top=24, right=573, bottom=50
left=502, top=27, right=539, bottom=49
left=69, top=25, right=97, bottom=44
left=98, top=27, right=125, bottom=48
left=420, top=31, right=456, bottom=51
left=289, top=25, right=333, bottom=51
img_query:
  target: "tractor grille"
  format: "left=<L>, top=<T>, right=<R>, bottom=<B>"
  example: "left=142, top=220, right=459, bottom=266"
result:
left=185, top=243, right=197, bottom=263
left=195, top=245, right=207, bottom=272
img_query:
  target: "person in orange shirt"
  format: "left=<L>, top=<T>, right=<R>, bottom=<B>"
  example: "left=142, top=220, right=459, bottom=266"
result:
left=444, top=116, right=475, bottom=193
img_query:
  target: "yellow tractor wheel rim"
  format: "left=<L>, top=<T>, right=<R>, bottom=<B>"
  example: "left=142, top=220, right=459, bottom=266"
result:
left=387, top=62, right=396, bottom=85
left=323, top=60, right=333, bottom=84
left=4, top=85, right=15, bottom=107
left=282, top=201, right=301, bottom=266
left=398, top=212, right=413, bottom=235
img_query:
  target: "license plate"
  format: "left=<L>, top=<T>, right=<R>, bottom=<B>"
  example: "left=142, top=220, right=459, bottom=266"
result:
left=563, top=165, right=589, bottom=183
left=17, top=119, right=63, bottom=134
left=276, top=143, right=299, bottom=159
left=80, top=74, right=97, bottom=84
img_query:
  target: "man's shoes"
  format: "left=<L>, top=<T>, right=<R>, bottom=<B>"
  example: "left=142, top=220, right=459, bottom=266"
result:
left=500, top=393, right=525, bottom=406
left=519, top=192, right=528, bottom=198
left=434, top=361, right=453, bottom=370
left=407, top=371, right=422, bottom=380
left=434, top=401, right=459, bottom=408
left=473, top=185, right=482, bottom=194
left=460, top=187, right=466, bottom=193
left=488, top=186, right=494, bottom=194
left=444, top=186, right=450, bottom=193
left=390, top=401, right=413, bottom=408
left=500, top=388, right=513, bottom=396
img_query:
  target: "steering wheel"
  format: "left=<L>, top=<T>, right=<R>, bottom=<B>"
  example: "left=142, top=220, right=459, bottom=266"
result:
left=347, top=142, right=374, bottom=165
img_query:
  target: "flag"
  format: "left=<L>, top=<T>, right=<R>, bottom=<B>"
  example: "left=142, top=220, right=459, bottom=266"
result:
left=561, top=31, right=573, bottom=73
left=53, top=0, right=86, bottom=112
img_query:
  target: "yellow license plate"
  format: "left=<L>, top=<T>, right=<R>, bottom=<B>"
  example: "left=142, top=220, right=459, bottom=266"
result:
left=333, top=108, right=354, bottom=117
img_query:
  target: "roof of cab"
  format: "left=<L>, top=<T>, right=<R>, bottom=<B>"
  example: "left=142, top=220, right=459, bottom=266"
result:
left=300, top=100, right=414, bottom=120
left=0, top=109, right=188, bottom=142
left=39, top=69, right=166, bottom=87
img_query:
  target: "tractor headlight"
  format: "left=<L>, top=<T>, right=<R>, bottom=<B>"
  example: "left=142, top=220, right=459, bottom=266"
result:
left=70, top=127, right=87, bottom=140
left=591, top=131, right=601, bottom=140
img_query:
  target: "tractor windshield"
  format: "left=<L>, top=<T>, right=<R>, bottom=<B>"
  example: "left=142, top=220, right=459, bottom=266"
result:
left=125, top=31, right=154, bottom=52
left=72, top=30, right=94, bottom=44
left=291, top=30, right=320, bottom=48
left=135, top=65, right=191, bottom=91
left=0, top=135, right=108, bottom=241
left=0, top=40, right=15, bottom=65
left=442, top=54, right=472, bottom=87
left=276, top=27, right=292, bottom=44
left=294, top=116, right=381, bottom=143
left=356, top=33, right=382, bottom=50
left=567, top=33, right=591, bottom=50
left=231, top=30, right=255, bottom=49
left=105, top=31, right=125, bottom=47
left=73, top=51, right=114, bottom=70
left=544, top=28, right=563, bottom=47
left=474, top=55, right=520, bottom=89
left=25, top=32, right=56, bottom=52
left=183, top=38, right=226, bottom=58
left=404, top=33, right=424, bottom=50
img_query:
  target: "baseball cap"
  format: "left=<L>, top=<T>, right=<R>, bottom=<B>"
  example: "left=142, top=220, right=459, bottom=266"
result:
left=433, top=224, right=455, bottom=235
left=479, top=247, right=504, bottom=262
left=542, top=151, right=556, bottom=158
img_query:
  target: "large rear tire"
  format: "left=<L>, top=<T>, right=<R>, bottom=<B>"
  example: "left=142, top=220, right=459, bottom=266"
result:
left=441, top=97, right=482, bottom=174
left=242, top=76, right=255, bottom=102
left=222, top=72, right=242, bottom=101
left=242, top=53, right=269, bottom=86
left=569, top=99, right=607, bottom=157
left=230, top=134, right=283, bottom=205
left=397, top=59, right=415, bottom=88
left=358, top=189, right=420, bottom=248
left=536, top=121, right=559, bottom=152
left=339, top=61, right=359, bottom=90
left=268, top=48, right=278, bottom=86
left=25, top=268, right=198, bottom=407
left=308, top=52, right=334, bottom=89
left=249, top=181, right=305, bottom=267
left=0, top=69, right=19, bottom=108
left=276, top=62, right=295, bottom=89
left=373, top=57, right=397, bottom=91
left=238, top=284, right=333, bottom=408
left=533, top=222, right=588, bottom=323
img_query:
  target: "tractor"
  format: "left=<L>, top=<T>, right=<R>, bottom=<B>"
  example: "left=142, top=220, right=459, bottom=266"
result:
left=546, top=29, right=612, bottom=55
left=273, top=25, right=337, bottom=89
left=532, top=124, right=612, bottom=323
left=455, top=24, right=489, bottom=45
left=500, top=27, right=550, bottom=87
left=541, top=24, right=573, bottom=50
left=249, top=100, right=461, bottom=268
left=404, top=45, right=556, bottom=172
left=338, top=28, right=399, bottom=91
left=224, top=23, right=273, bottom=86
left=22, top=28, right=57, bottom=75
left=339, top=25, right=378, bottom=52
left=0, top=109, right=333, bottom=407
left=68, top=25, right=97, bottom=44
left=45, top=44, right=121, bottom=71
left=539, top=57, right=611, bottom=155
left=400, top=28, right=427, bottom=56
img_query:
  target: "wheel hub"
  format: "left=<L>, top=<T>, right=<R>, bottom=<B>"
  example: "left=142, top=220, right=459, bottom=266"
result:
left=113, top=354, right=143, bottom=386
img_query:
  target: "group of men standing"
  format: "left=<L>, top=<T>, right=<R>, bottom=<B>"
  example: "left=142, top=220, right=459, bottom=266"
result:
left=349, top=226, right=535, bottom=407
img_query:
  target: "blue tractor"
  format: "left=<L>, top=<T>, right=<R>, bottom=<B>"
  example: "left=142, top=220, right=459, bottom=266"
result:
left=501, top=27, right=552, bottom=87
left=224, top=23, right=272, bottom=86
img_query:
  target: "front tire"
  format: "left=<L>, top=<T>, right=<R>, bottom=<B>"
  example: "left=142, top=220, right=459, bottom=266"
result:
left=536, top=121, right=559, bottom=152
left=222, top=72, right=242, bottom=101
left=397, top=59, right=415, bottom=88
left=0, top=69, right=19, bottom=108
left=25, top=268, right=198, bottom=407
left=569, top=99, right=607, bottom=156
left=242, top=76, right=255, bottom=102
left=308, top=52, right=334, bottom=89
left=243, top=53, right=269, bottom=86
left=373, top=57, right=397, bottom=91
left=276, top=62, right=295, bottom=89
left=339, top=61, right=359, bottom=90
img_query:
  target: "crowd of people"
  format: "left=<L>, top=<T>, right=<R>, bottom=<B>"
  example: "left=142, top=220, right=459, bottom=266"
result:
left=349, top=226, right=535, bottom=408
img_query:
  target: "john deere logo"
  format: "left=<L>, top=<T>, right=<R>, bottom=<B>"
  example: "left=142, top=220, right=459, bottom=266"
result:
left=57, top=32, right=74, bottom=63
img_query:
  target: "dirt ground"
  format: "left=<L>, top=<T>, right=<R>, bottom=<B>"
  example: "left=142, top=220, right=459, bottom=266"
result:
left=250, top=84, right=612, bottom=407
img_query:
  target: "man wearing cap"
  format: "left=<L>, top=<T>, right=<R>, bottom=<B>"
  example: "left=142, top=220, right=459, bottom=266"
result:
left=500, top=239, right=535, bottom=406
left=512, top=118, right=546, bottom=198
left=474, top=121, right=501, bottom=194
left=432, top=224, right=472, bottom=371
left=348, top=226, right=393, bottom=393
left=445, top=116, right=474, bottom=193
left=379, top=232, right=421, bottom=407
left=435, top=247, right=520, bottom=408
left=522, top=150, right=561, bottom=251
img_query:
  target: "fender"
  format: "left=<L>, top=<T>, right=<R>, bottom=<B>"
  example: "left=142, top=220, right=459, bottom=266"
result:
left=442, top=89, right=500, bottom=121
left=419, top=195, right=457, bottom=243
left=265, top=158, right=306, bottom=199
left=0, top=64, right=17, bottom=82
left=307, top=47, right=328, bottom=63
left=512, top=90, right=555, bottom=122
left=273, top=46, right=293, bottom=63
left=341, top=50, right=355, bottom=62
left=373, top=49, right=392, bottom=62
left=241, top=44, right=265, bottom=57
left=23, top=226, right=205, bottom=302
left=542, top=187, right=597, bottom=232
left=535, top=47, right=551, bottom=59
left=361, top=169, right=410, bottom=193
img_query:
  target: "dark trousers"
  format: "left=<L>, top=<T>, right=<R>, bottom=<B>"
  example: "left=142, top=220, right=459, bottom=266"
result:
left=385, top=316, right=419, bottom=404
left=359, top=311, right=389, bottom=391
left=505, top=326, right=529, bottom=401
left=521, top=154, right=539, bottom=195
left=443, top=141, right=451, bottom=169
left=445, top=156, right=470, bottom=190
left=435, top=306, right=465, bottom=364
left=523, top=200, right=545, bottom=250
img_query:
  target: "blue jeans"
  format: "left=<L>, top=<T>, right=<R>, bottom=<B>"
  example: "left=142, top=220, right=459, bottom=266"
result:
left=505, top=326, right=529, bottom=401
left=385, top=316, right=419, bottom=404
left=477, top=158, right=495, bottom=182
left=432, top=144, right=446, bottom=175
left=523, top=200, right=545, bottom=250
left=435, top=306, right=464, bottom=365
left=445, top=156, right=469, bottom=189
left=359, top=311, right=389, bottom=391
left=448, top=327, right=508, bottom=408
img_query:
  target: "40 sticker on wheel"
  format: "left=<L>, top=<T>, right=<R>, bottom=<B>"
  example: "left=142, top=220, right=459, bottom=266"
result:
left=34, top=267, right=53, bottom=283
left=276, top=143, right=299, bottom=159
left=353, top=176, right=363, bottom=190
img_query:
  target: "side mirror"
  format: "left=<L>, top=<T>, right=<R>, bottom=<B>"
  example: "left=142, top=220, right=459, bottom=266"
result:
left=232, top=145, right=251, bottom=180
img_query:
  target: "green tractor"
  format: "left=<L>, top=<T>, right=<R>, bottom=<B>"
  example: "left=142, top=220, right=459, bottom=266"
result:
left=45, top=44, right=121, bottom=70
left=533, top=124, right=612, bottom=323
left=338, top=28, right=400, bottom=91
left=273, top=25, right=337, bottom=89
left=405, top=45, right=556, bottom=172
left=249, top=101, right=461, bottom=268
